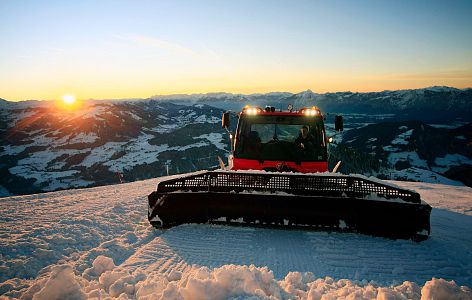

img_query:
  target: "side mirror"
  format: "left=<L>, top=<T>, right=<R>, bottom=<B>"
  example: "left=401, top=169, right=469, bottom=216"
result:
left=222, top=112, right=230, bottom=128
left=335, top=115, right=343, bottom=132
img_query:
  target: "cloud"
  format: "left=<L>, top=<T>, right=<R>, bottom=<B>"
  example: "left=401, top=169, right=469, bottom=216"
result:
left=114, top=34, right=199, bottom=57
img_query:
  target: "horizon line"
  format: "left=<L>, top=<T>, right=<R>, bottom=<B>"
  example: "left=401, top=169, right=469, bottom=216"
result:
left=2, top=85, right=471, bottom=102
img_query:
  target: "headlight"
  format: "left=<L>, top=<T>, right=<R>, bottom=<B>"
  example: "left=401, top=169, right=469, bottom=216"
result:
left=243, top=106, right=262, bottom=115
left=303, top=109, right=319, bottom=116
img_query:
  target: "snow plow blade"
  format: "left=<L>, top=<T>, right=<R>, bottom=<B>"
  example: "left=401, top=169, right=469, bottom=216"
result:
left=148, top=171, right=432, bottom=240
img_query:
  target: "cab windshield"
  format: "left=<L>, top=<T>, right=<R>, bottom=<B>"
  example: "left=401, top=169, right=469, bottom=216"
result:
left=235, top=114, right=327, bottom=162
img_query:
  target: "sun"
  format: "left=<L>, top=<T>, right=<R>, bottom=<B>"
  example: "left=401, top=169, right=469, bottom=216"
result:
left=62, top=94, right=76, bottom=105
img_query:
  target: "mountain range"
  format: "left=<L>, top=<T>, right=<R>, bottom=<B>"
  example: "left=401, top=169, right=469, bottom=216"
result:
left=332, top=121, right=472, bottom=186
left=148, top=86, right=472, bottom=122
left=0, top=101, right=227, bottom=195
left=1, top=86, right=471, bottom=196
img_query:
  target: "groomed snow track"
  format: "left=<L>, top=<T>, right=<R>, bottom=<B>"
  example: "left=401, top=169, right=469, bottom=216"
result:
left=148, top=171, right=432, bottom=240
left=1, top=177, right=471, bottom=299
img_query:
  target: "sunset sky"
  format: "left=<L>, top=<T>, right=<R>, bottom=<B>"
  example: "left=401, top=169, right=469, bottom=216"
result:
left=1, top=0, right=471, bottom=101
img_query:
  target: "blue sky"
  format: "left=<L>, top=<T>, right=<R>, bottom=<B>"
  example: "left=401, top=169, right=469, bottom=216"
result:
left=1, top=0, right=471, bottom=100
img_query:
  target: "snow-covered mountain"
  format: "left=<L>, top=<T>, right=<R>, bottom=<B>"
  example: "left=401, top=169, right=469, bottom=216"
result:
left=333, top=121, right=472, bottom=186
left=284, top=86, right=472, bottom=122
left=0, top=101, right=228, bottom=195
left=0, top=176, right=471, bottom=299
left=152, top=86, right=472, bottom=122
left=1, top=86, right=471, bottom=196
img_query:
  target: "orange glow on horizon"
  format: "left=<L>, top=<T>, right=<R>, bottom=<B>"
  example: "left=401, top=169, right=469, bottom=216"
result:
left=2, top=76, right=471, bottom=102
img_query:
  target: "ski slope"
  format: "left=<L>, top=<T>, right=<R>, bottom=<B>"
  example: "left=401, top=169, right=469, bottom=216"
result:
left=0, top=176, right=471, bottom=299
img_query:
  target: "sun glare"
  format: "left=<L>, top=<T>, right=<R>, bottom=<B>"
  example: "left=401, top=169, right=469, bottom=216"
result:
left=62, top=94, right=76, bottom=105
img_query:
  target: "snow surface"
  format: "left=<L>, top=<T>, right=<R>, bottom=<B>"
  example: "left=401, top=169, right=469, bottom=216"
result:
left=8, top=110, right=38, bottom=125
left=103, top=134, right=170, bottom=172
left=388, top=167, right=465, bottom=186
left=8, top=166, right=92, bottom=191
left=432, top=154, right=472, bottom=174
left=0, top=177, right=471, bottom=299
left=81, top=142, right=127, bottom=168
left=68, top=132, right=99, bottom=144
left=391, top=129, right=413, bottom=145
left=388, top=180, right=472, bottom=216
left=152, top=124, right=179, bottom=134
left=194, top=133, right=227, bottom=151
left=388, top=152, right=429, bottom=169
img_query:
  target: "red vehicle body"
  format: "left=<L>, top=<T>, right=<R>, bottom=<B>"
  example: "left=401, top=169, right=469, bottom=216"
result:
left=224, top=105, right=330, bottom=173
